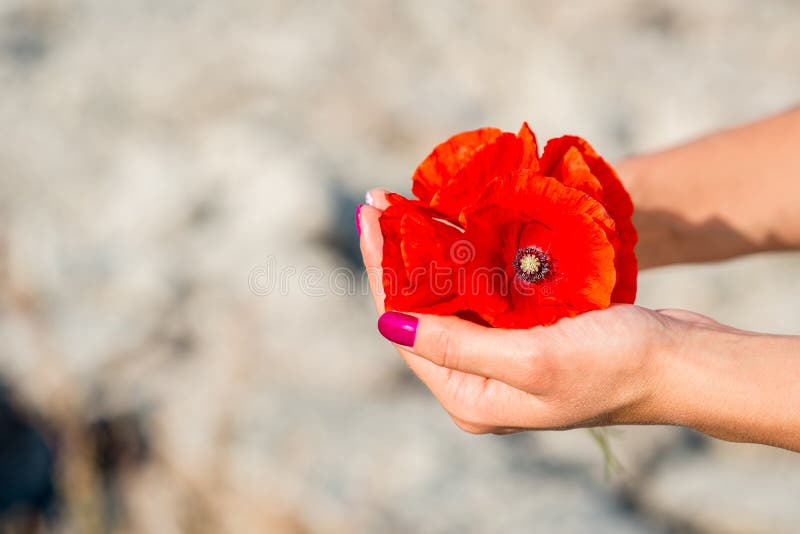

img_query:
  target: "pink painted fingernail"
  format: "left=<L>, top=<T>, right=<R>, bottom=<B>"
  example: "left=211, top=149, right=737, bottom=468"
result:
left=378, top=311, right=418, bottom=347
left=355, top=204, right=363, bottom=236
left=365, top=191, right=375, bottom=206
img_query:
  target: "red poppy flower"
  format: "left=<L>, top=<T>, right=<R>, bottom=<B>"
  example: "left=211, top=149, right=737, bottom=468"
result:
left=380, top=123, right=637, bottom=329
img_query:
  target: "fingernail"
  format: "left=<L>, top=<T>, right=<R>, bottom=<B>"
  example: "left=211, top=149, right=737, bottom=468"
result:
left=355, top=204, right=363, bottom=236
left=365, top=191, right=375, bottom=206
left=378, top=311, right=418, bottom=347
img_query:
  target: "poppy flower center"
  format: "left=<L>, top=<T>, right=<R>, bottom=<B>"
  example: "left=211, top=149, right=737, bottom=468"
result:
left=513, top=246, right=551, bottom=283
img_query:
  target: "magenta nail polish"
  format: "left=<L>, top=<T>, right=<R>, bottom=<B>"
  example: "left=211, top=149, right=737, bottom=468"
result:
left=355, top=204, right=363, bottom=236
left=378, top=311, right=418, bottom=347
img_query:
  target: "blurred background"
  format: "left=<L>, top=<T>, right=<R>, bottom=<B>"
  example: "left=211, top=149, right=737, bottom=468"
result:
left=1, top=0, right=799, bottom=532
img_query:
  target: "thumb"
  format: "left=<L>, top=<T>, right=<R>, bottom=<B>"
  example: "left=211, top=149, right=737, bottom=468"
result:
left=377, top=311, right=546, bottom=390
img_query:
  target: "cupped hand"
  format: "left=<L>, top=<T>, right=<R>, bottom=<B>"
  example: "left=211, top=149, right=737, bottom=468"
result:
left=359, top=189, right=723, bottom=434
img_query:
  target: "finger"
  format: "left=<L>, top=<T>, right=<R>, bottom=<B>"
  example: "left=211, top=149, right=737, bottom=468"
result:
left=377, top=311, right=546, bottom=391
left=365, top=188, right=392, bottom=210
left=359, top=196, right=542, bottom=426
left=359, top=204, right=451, bottom=380
left=442, top=376, right=559, bottom=431
left=358, top=204, right=386, bottom=313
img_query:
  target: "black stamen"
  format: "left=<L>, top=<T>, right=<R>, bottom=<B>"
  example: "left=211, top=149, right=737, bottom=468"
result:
left=512, top=246, right=552, bottom=283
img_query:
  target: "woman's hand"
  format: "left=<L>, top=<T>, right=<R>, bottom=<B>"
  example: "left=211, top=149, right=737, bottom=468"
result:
left=358, top=189, right=701, bottom=433
left=359, top=189, right=800, bottom=450
left=374, top=304, right=704, bottom=433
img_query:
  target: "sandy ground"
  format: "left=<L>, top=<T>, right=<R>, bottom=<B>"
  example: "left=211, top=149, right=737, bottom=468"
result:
left=1, top=1, right=799, bottom=532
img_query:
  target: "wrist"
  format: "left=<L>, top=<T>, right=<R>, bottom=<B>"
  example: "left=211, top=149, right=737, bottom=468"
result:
left=604, top=312, right=697, bottom=427
left=615, top=155, right=695, bottom=268
left=653, top=323, right=800, bottom=450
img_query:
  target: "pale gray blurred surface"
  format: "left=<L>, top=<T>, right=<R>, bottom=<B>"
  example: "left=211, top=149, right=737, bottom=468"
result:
left=0, top=1, right=799, bottom=532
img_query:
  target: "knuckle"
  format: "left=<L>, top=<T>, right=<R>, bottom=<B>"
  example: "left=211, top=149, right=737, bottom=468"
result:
left=435, top=327, right=462, bottom=370
left=444, top=399, right=487, bottom=434
left=525, top=351, right=551, bottom=381
left=518, top=334, right=556, bottom=392
left=445, top=395, right=501, bottom=435
left=451, top=417, right=490, bottom=435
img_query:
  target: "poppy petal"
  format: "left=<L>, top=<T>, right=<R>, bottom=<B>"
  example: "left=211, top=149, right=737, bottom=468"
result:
left=430, top=132, right=523, bottom=220
left=412, top=127, right=504, bottom=205
left=517, top=122, right=540, bottom=173
left=380, top=198, right=467, bottom=313
left=463, top=176, right=618, bottom=327
left=541, top=136, right=638, bottom=303
left=541, top=135, right=634, bottom=219
left=385, top=124, right=639, bottom=327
